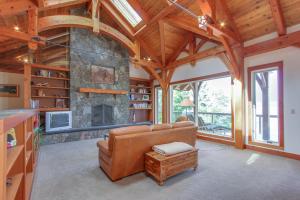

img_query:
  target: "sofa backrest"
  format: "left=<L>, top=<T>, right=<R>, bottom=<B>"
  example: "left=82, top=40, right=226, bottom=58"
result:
left=109, top=123, right=197, bottom=179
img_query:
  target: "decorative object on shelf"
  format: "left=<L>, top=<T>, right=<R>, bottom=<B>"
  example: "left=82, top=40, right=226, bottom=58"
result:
left=142, top=95, right=150, bottom=101
left=7, top=128, right=17, bottom=148
left=30, top=99, right=39, bottom=109
left=58, top=72, right=67, bottom=78
left=91, top=65, right=115, bottom=84
left=130, top=88, right=135, bottom=93
left=35, top=82, right=49, bottom=87
left=56, top=98, right=66, bottom=108
left=38, top=89, right=45, bottom=96
left=0, top=84, right=19, bottom=97
left=38, top=69, right=48, bottom=77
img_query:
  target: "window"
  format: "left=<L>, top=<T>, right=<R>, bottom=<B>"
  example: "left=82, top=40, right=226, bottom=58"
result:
left=170, top=83, right=195, bottom=123
left=197, top=77, right=232, bottom=137
left=169, top=74, right=233, bottom=138
left=155, top=87, right=163, bottom=124
left=111, top=0, right=142, bottom=27
left=248, top=62, right=284, bottom=148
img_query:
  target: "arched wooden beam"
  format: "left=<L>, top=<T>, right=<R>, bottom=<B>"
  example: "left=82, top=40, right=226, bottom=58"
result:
left=38, top=15, right=136, bottom=55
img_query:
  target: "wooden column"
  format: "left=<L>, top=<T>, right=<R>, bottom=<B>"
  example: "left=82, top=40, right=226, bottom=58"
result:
left=24, top=64, right=32, bottom=108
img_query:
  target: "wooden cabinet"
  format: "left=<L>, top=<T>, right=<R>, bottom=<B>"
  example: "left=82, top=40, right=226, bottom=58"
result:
left=145, top=149, right=198, bottom=185
left=128, top=77, right=153, bottom=123
left=0, top=109, right=39, bottom=200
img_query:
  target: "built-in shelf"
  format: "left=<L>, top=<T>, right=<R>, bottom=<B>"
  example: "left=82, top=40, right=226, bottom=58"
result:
left=6, top=173, right=23, bottom=200
left=129, top=108, right=152, bottom=110
left=26, top=151, right=32, bottom=166
left=26, top=132, right=33, bottom=143
left=7, top=145, right=24, bottom=174
left=129, top=92, right=151, bottom=95
left=32, top=86, right=70, bottom=90
left=79, top=88, right=128, bottom=95
left=32, top=96, right=70, bottom=99
left=129, top=100, right=152, bottom=102
left=31, top=75, right=70, bottom=81
left=25, top=172, right=33, bottom=200
left=38, top=108, right=69, bottom=112
left=129, top=85, right=151, bottom=89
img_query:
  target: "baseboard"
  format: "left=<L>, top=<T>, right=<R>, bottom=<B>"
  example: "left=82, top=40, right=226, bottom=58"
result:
left=197, top=134, right=235, bottom=146
left=245, top=145, right=300, bottom=161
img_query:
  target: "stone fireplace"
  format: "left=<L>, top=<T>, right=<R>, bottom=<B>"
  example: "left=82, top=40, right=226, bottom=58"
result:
left=92, top=104, right=114, bottom=126
left=69, top=8, right=129, bottom=129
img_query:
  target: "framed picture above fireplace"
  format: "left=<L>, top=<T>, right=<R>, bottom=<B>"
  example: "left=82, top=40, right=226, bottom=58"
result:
left=91, top=65, right=115, bottom=84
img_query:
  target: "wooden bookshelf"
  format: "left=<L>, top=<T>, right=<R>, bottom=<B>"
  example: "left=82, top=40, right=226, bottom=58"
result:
left=25, top=63, right=70, bottom=112
left=128, top=78, right=153, bottom=123
left=0, top=109, right=39, bottom=200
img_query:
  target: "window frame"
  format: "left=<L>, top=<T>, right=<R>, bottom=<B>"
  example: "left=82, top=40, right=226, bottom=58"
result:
left=169, top=72, right=234, bottom=141
left=247, top=61, right=284, bottom=149
left=154, top=85, right=163, bottom=124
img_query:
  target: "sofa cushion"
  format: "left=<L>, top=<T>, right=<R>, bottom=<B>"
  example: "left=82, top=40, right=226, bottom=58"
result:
left=97, top=140, right=111, bottom=157
left=108, top=125, right=152, bottom=151
left=172, top=121, right=194, bottom=128
left=151, top=124, right=172, bottom=131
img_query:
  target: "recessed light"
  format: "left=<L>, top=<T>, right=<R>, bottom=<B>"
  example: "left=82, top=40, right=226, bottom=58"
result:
left=14, top=26, right=20, bottom=31
left=220, top=21, right=226, bottom=27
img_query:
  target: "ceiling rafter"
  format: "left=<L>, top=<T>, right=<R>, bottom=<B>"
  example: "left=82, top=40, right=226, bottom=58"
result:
left=159, top=20, right=166, bottom=66
left=167, top=33, right=192, bottom=66
left=167, top=45, right=225, bottom=69
left=127, top=0, right=150, bottom=23
left=101, top=0, right=134, bottom=38
left=268, top=0, right=286, bottom=36
left=138, top=38, right=162, bottom=65
left=134, top=0, right=191, bottom=37
left=195, top=39, right=207, bottom=53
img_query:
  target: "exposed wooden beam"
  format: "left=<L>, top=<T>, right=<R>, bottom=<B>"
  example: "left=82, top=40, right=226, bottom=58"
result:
left=244, top=30, right=300, bottom=57
left=38, top=15, right=136, bottom=55
left=28, top=8, right=38, bottom=50
left=159, top=21, right=166, bottom=66
left=138, top=38, right=162, bottom=65
left=130, top=58, right=163, bottom=70
left=220, top=35, right=240, bottom=78
left=42, top=0, right=89, bottom=10
left=164, top=16, right=220, bottom=42
left=0, top=0, right=37, bottom=16
left=134, top=0, right=191, bottom=36
left=189, top=35, right=196, bottom=65
left=195, top=39, right=207, bottom=53
left=0, top=27, right=44, bottom=45
left=127, top=0, right=150, bottom=23
left=92, top=0, right=100, bottom=33
left=0, top=42, right=27, bottom=53
left=167, top=34, right=192, bottom=65
left=268, top=0, right=286, bottom=36
left=197, top=0, right=214, bottom=19
left=167, top=46, right=225, bottom=69
left=101, top=0, right=134, bottom=38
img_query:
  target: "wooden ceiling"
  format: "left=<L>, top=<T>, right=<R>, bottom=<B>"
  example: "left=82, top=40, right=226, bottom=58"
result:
left=1, top=0, right=300, bottom=75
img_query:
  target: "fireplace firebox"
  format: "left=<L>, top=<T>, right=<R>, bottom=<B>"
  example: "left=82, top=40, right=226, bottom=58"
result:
left=92, top=104, right=114, bottom=126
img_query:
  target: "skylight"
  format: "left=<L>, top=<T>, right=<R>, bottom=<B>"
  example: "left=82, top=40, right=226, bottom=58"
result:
left=111, top=0, right=142, bottom=27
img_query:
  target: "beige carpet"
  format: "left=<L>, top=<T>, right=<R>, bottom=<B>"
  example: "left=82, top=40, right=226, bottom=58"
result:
left=31, top=139, right=300, bottom=200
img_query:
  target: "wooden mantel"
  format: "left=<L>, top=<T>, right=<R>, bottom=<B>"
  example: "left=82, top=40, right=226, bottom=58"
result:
left=79, top=88, right=128, bottom=95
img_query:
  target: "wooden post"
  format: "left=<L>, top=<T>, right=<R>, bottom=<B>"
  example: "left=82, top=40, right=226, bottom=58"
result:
left=24, top=64, right=32, bottom=108
left=0, top=121, right=5, bottom=200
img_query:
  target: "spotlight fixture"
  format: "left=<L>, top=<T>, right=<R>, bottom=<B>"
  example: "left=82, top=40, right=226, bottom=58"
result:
left=23, top=58, right=29, bottom=63
left=14, top=26, right=20, bottom=31
left=220, top=21, right=226, bottom=27
left=147, top=57, right=151, bottom=61
left=198, top=15, right=208, bottom=29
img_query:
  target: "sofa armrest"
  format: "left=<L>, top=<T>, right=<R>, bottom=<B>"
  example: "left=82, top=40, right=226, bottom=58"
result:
left=97, top=140, right=111, bottom=157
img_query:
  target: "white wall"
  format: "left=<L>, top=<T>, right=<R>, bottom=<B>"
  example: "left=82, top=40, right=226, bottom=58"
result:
left=0, top=72, right=24, bottom=110
left=129, top=62, right=150, bottom=79
left=245, top=47, right=300, bottom=155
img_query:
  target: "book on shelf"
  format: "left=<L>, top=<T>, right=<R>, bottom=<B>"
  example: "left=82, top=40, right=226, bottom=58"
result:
left=7, top=128, right=17, bottom=148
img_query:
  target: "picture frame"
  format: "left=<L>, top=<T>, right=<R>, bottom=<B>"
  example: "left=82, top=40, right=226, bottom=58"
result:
left=56, top=99, right=65, bottom=108
left=91, top=65, right=115, bottom=84
left=142, top=95, right=150, bottom=101
left=0, top=84, right=19, bottom=97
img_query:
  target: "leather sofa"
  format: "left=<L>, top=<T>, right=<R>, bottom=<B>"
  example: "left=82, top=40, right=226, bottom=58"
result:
left=97, top=121, right=197, bottom=181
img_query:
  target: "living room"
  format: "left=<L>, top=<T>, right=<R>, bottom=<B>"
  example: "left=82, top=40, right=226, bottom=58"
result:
left=1, top=0, right=300, bottom=200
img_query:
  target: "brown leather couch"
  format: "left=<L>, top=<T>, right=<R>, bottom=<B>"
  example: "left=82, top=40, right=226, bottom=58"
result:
left=97, top=121, right=197, bottom=181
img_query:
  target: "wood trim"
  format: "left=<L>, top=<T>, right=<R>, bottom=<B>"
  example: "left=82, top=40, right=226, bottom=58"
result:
left=170, top=72, right=230, bottom=85
left=248, top=141, right=283, bottom=150
left=268, top=0, right=286, bottom=36
left=197, top=134, right=235, bottom=146
left=247, top=61, right=284, bottom=148
left=31, top=63, right=69, bottom=71
left=129, top=77, right=151, bottom=82
left=244, top=30, right=300, bottom=57
left=246, top=144, right=300, bottom=161
left=79, top=88, right=128, bottom=95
